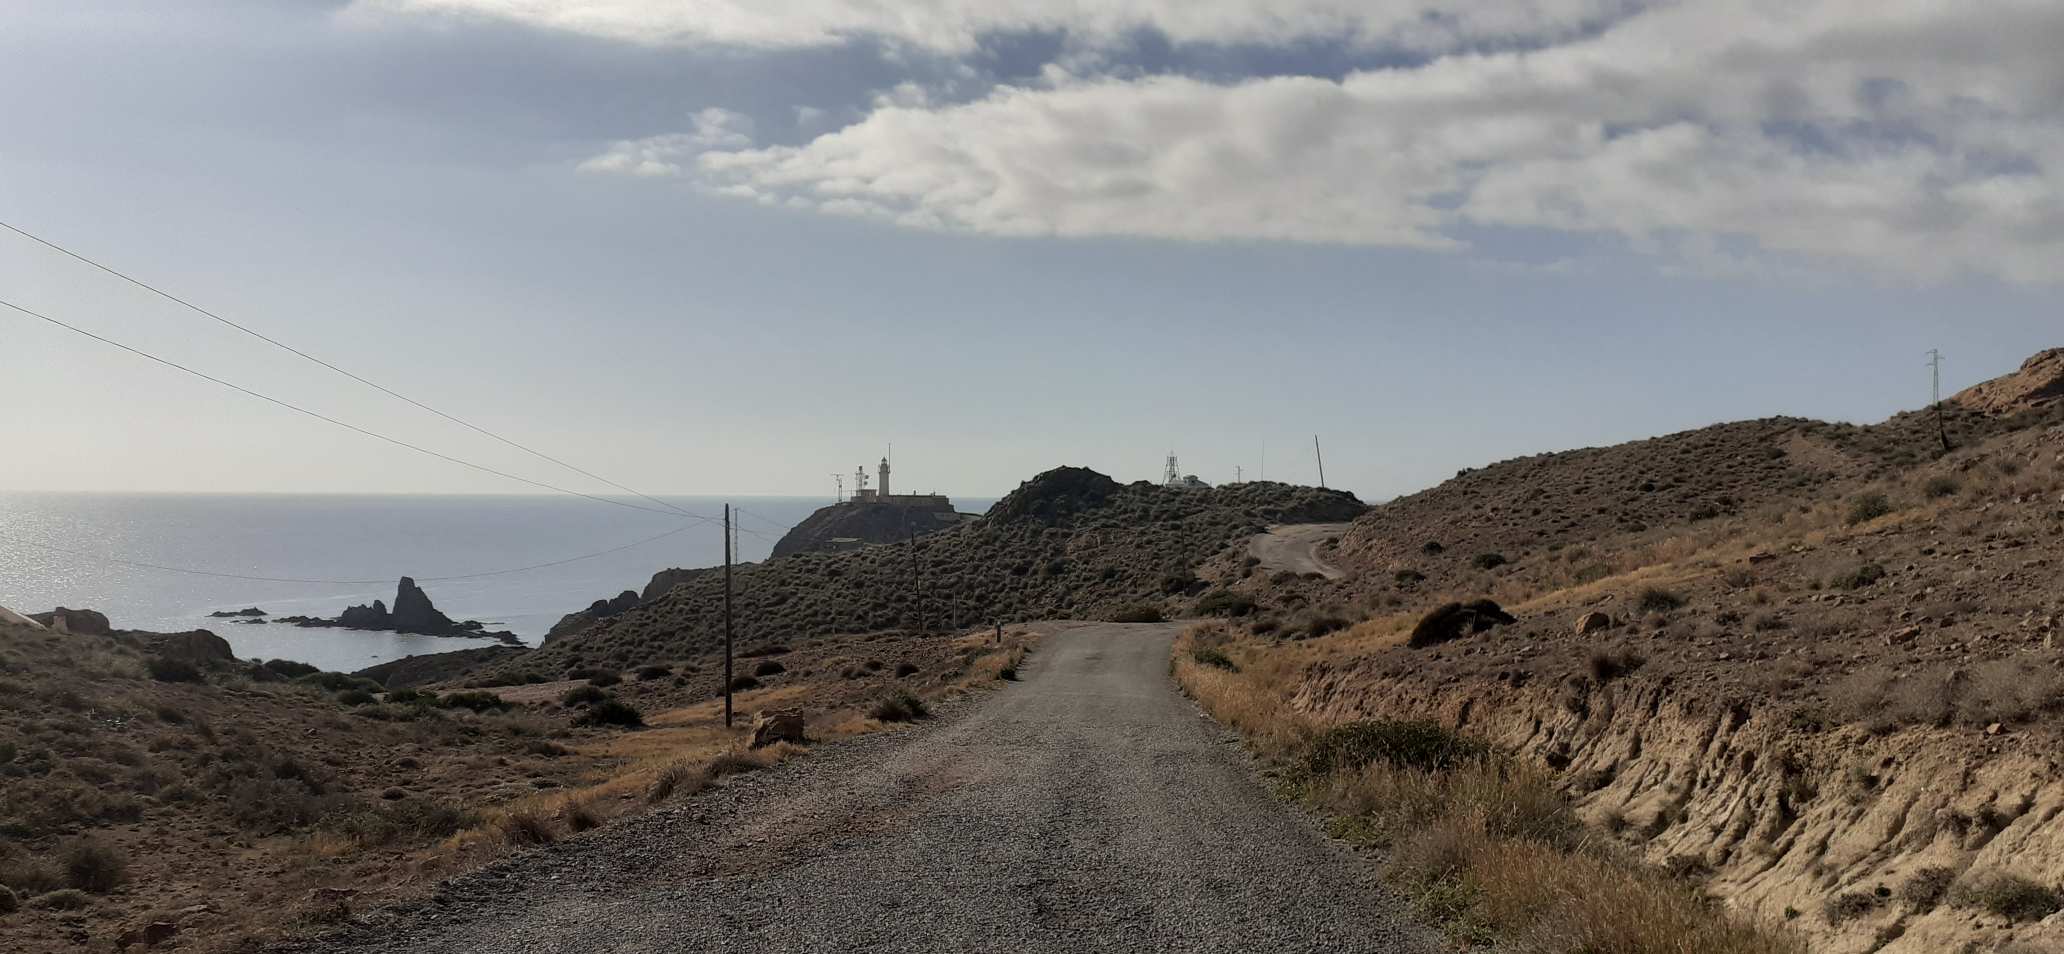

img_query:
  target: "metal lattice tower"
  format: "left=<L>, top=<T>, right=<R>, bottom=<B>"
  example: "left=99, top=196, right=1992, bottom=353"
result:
left=1163, top=452, right=1181, bottom=486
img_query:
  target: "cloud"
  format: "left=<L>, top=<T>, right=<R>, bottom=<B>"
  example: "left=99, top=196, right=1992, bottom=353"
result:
left=572, top=0, right=2064, bottom=283
left=350, top=0, right=1644, bottom=54
left=576, top=107, right=751, bottom=176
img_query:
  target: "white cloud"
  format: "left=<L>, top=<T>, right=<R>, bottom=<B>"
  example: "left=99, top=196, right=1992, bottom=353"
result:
left=564, top=0, right=2064, bottom=284
left=576, top=107, right=751, bottom=176
left=349, top=0, right=1642, bottom=54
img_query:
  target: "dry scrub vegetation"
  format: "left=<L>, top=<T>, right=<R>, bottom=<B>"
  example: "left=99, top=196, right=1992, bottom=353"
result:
left=0, top=621, right=1035, bottom=952
left=1173, top=623, right=1803, bottom=954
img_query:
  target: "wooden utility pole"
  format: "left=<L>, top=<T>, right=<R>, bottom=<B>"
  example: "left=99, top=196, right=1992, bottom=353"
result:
left=722, top=503, right=735, bottom=728
left=1313, top=434, right=1327, bottom=489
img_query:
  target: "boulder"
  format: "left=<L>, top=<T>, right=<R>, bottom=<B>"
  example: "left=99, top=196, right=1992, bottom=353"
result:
left=1408, top=599, right=1518, bottom=648
left=150, top=630, right=236, bottom=665
left=116, top=920, right=179, bottom=949
left=751, top=708, right=809, bottom=749
left=1574, top=611, right=1616, bottom=636
left=30, top=606, right=111, bottom=636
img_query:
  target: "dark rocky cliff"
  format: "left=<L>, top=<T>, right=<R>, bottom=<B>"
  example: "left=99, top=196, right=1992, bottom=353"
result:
left=770, top=498, right=973, bottom=558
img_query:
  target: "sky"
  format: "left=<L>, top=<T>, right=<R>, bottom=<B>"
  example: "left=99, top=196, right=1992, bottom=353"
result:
left=1, top=0, right=2058, bottom=504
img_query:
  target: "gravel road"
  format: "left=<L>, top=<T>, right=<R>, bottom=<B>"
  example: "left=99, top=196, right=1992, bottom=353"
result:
left=303, top=621, right=1433, bottom=953
left=1248, top=523, right=1351, bottom=580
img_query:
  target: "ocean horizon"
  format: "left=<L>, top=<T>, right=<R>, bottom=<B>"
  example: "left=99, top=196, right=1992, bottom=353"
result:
left=1, top=492, right=996, bottom=672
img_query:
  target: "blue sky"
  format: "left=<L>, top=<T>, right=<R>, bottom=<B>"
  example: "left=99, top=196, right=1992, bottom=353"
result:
left=2, top=0, right=2057, bottom=502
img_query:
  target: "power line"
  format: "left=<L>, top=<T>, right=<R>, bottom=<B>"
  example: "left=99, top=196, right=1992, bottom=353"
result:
left=1, top=219, right=699, bottom=521
left=10, top=520, right=702, bottom=585
left=0, top=296, right=699, bottom=520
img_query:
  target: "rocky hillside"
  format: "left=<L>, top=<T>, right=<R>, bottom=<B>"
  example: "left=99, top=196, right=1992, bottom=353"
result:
left=770, top=498, right=973, bottom=558
left=1186, top=348, right=2064, bottom=953
left=481, top=469, right=1363, bottom=684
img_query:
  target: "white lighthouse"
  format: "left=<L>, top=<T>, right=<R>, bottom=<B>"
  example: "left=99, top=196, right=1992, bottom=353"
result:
left=878, top=456, right=891, bottom=498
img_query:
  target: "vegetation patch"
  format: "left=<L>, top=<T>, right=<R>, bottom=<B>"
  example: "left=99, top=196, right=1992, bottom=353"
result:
left=871, top=691, right=929, bottom=723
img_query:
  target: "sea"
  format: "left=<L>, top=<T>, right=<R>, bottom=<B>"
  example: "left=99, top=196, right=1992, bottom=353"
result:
left=1, top=493, right=985, bottom=673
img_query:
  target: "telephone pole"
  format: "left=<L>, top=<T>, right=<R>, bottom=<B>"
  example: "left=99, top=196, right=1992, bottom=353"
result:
left=1313, top=434, right=1327, bottom=489
left=722, top=504, right=735, bottom=728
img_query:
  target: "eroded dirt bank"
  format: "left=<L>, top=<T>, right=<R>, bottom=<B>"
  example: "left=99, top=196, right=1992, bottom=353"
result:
left=1295, top=668, right=2064, bottom=952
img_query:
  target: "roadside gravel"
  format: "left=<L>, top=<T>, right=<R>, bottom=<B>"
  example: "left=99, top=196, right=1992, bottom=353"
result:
left=295, top=620, right=1435, bottom=953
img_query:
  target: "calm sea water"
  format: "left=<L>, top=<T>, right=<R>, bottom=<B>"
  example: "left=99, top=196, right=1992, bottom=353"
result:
left=0, top=493, right=1002, bottom=673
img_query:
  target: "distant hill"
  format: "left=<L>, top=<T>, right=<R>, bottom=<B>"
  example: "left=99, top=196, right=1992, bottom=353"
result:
left=477, top=469, right=1364, bottom=682
left=770, top=497, right=975, bottom=558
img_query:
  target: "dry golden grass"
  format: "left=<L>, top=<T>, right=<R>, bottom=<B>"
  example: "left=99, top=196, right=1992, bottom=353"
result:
left=1172, top=622, right=1803, bottom=954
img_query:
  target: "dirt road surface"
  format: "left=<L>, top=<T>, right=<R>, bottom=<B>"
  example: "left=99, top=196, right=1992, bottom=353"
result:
left=300, top=621, right=1431, bottom=953
left=1247, top=523, right=1351, bottom=580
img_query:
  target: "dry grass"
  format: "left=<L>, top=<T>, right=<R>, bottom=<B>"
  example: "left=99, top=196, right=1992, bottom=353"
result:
left=1171, top=623, right=1803, bottom=954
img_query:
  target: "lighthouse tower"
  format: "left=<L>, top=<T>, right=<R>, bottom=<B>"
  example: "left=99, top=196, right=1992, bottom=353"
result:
left=878, top=456, right=891, bottom=499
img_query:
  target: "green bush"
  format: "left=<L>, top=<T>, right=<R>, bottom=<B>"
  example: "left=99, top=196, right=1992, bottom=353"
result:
left=33, top=888, right=89, bottom=911
left=1190, top=647, right=1238, bottom=671
left=1107, top=604, right=1164, bottom=623
left=1634, top=588, right=1685, bottom=614
left=146, top=657, right=202, bottom=683
left=1922, top=475, right=1961, bottom=499
left=871, top=691, right=929, bottom=723
left=1471, top=553, right=1508, bottom=571
left=334, top=688, right=377, bottom=706
left=260, top=658, right=320, bottom=678
left=728, top=675, right=760, bottom=691
left=1831, top=563, right=1887, bottom=590
left=1846, top=493, right=1894, bottom=525
left=574, top=700, right=644, bottom=728
left=1195, top=590, right=1258, bottom=618
left=296, top=671, right=378, bottom=693
left=635, top=664, right=671, bottom=681
left=61, top=840, right=127, bottom=894
left=561, top=685, right=608, bottom=707
left=438, top=691, right=510, bottom=713
left=753, top=660, right=787, bottom=677
left=1951, top=872, right=2062, bottom=922
left=1300, top=720, right=1490, bottom=779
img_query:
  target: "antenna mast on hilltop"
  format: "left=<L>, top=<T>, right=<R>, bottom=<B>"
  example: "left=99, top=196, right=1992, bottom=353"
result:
left=831, top=472, right=844, bottom=503
left=1313, top=434, right=1327, bottom=489
left=1927, top=349, right=1950, bottom=453
left=1163, top=452, right=1181, bottom=487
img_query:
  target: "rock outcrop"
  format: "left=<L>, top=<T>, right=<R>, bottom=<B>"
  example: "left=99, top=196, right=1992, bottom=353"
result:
left=771, top=497, right=973, bottom=558
left=354, top=645, right=529, bottom=688
left=1953, top=347, right=2064, bottom=414
left=143, top=630, right=235, bottom=665
left=1407, top=599, right=1517, bottom=648
left=30, top=606, right=112, bottom=636
left=751, top=708, right=808, bottom=748
left=284, top=579, right=520, bottom=645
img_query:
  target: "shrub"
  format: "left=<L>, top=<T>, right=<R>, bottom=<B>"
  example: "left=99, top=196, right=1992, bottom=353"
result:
left=753, top=660, right=786, bottom=677
left=1922, top=475, right=1961, bottom=499
left=1830, top=563, right=1887, bottom=590
left=335, top=688, right=377, bottom=706
left=1422, top=541, right=1444, bottom=555
left=1951, top=872, right=2062, bottom=922
left=1900, top=866, right=1955, bottom=911
left=384, top=687, right=432, bottom=704
left=438, top=691, right=510, bottom=713
left=648, top=762, right=709, bottom=803
left=561, top=685, right=608, bottom=707
left=493, top=810, right=555, bottom=846
left=1301, top=721, right=1490, bottom=779
left=1845, top=493, right=1894, bottom=525
left=62, top=840, right=127, bottom=894
left=1472, top=553, right=1508, bottom=571
left=635, top=664, right=671, bottom=681
left=1191, top=647, right=1238, bottom=671
left=1408, top=600, right=1515, bottom=648
left=1634, top=588, right=1685, bottom=614
left=1107, top=604, right=1164, bottom=623
left=1195, top=590, right=1258, bottom=618
left=739, top=644, right=790, bottom=658
left=33, top=888, right=89, bottom=911
left=1822, top=891, right=1880, bottom=924
left=296, top=671, right=377, bottom=692
left=1587, top=651, right=1644, bottom=683
left=894, top=662, right=920, bottom=677
left=871, top=692, right=929, bottom=723
left=575, top=700, right=644, bottom=728
left=728, top=675, right=760, bottom=692
left=1394, top=569, right=1427, bottom=586
left=261, top=658, right=320, bottom=678
left=562, top=800, right=600, bottom=833
left=0, top=884, right=15, bottom=915
left=320, top=800, right=472, bottom=847
left=146, top=657, right=202, bottom=683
